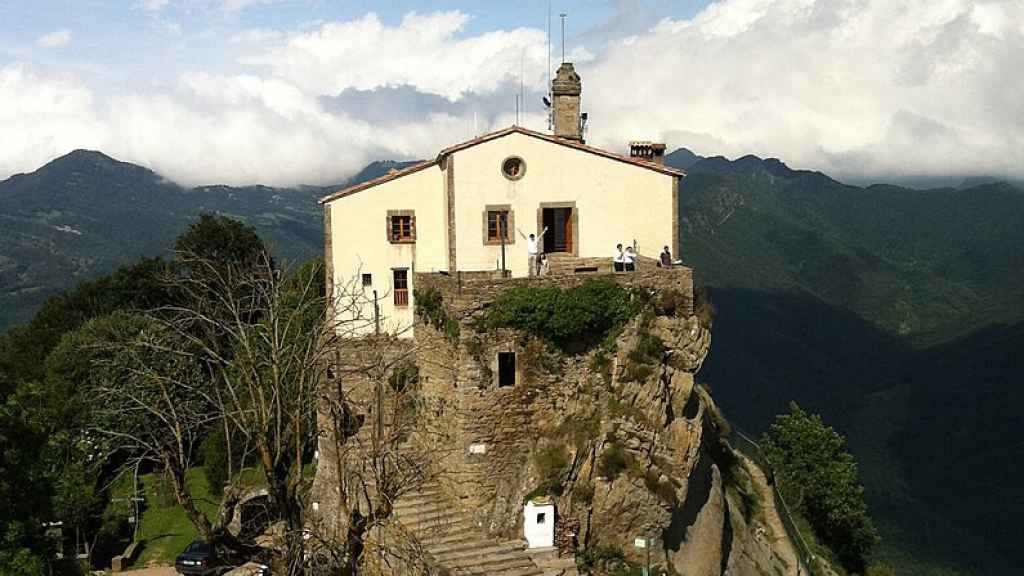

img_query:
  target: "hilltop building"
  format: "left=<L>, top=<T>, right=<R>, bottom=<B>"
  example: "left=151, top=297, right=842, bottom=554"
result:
left=320, top=62, right=686, bottom=337
left=312, top=62, right=806, bottom=576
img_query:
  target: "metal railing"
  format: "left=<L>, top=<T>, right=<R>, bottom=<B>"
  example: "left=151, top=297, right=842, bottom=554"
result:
left=727, top=428, right=828, bottom=576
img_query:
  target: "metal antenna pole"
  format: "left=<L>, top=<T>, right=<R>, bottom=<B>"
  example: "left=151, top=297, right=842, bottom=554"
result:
left=547, top=0, right=552, bottom=130
left=560, top=13, right=567, bottom=62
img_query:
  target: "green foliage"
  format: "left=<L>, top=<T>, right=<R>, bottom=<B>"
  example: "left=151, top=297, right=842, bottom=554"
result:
left=533, top=444, right=570, bottom=497
left=621, top=312, right=665, bottom=383
left=588, top=349, right=613, bottom=387
left=481, top=280, right=636, bottom=350
left=413, top=285, right=459, bottom=342
left=175, top=212, right=267, bottom=270
left=200, top=429, right=231, bottom=492
left=597, top=442, right=629, bottom=481
left=763, top=403, right=879, bottom=573
left=0, top=257, right=173, bottom=392
left=0, top=522, right=48, bottom=576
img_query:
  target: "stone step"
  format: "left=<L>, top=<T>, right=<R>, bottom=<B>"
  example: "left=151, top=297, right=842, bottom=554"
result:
left=432, top=541, right=529, bottom=564
left=394, top=493, right=447, bottom=511
left=394, top=500, right=459, bottom=517
left=391, top=484, right=547, bottom=576
left=416, top=527, right=479, bottom=548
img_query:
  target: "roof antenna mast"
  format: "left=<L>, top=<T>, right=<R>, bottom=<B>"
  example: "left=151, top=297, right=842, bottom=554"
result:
left=547, top=0, right=552, bottom=131
left=560, top=12, right=567, bottom=63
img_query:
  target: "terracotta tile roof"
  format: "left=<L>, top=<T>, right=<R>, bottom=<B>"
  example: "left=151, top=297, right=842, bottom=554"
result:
left=319, top=159, right=437, bottom=204
left=437, top=126, right=686, bottom=177
left=319, top=125, right=684, bottom=204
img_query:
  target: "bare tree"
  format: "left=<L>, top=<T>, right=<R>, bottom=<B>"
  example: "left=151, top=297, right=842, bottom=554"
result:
left=88, top=254, right=452, bottom=575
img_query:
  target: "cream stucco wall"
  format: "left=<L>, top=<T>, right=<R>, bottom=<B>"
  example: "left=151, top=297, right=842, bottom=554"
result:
left=325, top=130, right=679, bottom=338
left=327, top=165, right=447, bottom=336
left=450, top=132, right=676, bottom=277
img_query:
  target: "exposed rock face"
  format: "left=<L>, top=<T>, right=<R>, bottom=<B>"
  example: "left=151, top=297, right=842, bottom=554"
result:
left=314, top=271, right=800, bottom=575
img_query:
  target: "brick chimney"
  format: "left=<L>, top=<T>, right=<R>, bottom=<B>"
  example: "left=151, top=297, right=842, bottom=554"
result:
left=629, top=141, right=667, bottom=165
left=552, top=63, right=582, bottom=141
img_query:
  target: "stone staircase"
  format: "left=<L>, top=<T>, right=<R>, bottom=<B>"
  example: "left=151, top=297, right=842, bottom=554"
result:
left=393, top=482, right=575, bottom=576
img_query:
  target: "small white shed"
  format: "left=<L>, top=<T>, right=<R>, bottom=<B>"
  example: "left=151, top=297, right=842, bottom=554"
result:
left=523, top=496, right=555, bottom=549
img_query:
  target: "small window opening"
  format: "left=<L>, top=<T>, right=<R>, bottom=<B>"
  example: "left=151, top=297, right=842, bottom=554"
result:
left=389, top=215, right=414, bottom=242
left=393, top=269, right=409, bottom=307
left=536, top=513, right=546, bottom=524
left=487, top=210, right=510, bottom=242
left=362, top=273, right=372, bottom=287
left=501, top=156, right=525, bottom=180
left=498, top=351, right=516, bottom=387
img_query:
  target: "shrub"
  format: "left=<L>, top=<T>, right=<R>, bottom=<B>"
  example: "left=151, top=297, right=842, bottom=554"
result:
left=621, top=313, right=665, bottom=383
left=598, top=442, right=629, bottom=480
left=573, top=480, right=595, bottom=506
left=481, top=280, right=635, bottom=350
left=414, top=285, right=459, bottom=342
left=388, top=361, right=419, bottom=393
left=588, top=349, right=613, bottom=386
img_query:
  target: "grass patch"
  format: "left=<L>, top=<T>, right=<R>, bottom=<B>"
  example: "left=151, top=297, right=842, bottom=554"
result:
left=134, top=467, right=217, bottom=567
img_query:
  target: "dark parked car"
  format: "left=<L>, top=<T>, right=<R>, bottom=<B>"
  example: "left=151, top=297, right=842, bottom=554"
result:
left=175, top=540, right=220, bottom=576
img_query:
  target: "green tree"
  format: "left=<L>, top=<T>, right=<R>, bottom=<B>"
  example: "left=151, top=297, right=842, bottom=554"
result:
left=763, top=402, right=879, bottom=572
left=175, top=213, right=267, bottom=272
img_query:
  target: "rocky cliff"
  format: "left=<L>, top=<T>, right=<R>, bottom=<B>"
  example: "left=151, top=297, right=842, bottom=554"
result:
left=396, top=271, right=804, bottom=575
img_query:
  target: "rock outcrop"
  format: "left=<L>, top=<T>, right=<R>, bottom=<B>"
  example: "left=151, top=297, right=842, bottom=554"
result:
left=313, top=271, right=803, bottom=575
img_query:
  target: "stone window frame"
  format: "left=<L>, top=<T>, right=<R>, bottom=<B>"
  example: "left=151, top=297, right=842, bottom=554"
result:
left=536, top=201, right=579, bottom=257
left=501, top=155, right=527, bottom=181
left=386, top=209, right=416, bottom=244
left=482, top=204, right=515, bottom=246
left=491, top=343, right=520, bottom=389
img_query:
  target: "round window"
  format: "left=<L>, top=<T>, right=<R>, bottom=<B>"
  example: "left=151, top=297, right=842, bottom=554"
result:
left=501, top=156, right=526, bottom=181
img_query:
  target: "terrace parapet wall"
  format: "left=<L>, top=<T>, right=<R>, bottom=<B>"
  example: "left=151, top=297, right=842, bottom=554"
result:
left=415, top=255, right=693, bottom=319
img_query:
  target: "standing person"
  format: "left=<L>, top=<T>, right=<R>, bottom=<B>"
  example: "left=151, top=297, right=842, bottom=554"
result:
left=624, top=246, right=637, bottom=272
left=539, top=253, right=550, bottom=276
left=660, top=246, right=673, bottom=268
left=613, top=243, right=625, bottom=272
left=518, top=226, right=548, bottom=277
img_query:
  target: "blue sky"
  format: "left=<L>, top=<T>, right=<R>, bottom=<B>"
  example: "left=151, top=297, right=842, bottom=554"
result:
left=1, top=0, right=1022, bottom=186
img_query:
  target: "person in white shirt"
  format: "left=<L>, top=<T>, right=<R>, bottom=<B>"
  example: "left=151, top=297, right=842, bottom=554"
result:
left=624, top=246, right=637, bottom=272
left=518, top=227, right=548, bottom=277
left=613, top=243, right=625, bottom=272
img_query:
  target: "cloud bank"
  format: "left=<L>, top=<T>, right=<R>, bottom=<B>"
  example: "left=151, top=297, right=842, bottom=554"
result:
left=2, top=1, right=1022, bottom=186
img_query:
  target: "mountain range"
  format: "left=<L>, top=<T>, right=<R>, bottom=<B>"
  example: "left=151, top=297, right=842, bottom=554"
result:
left=2, top=148, right=1022, bottom=574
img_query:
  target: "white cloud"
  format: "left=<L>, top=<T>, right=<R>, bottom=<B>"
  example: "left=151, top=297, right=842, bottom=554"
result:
left=3, top=3, right=1022, bottom=187
left=36, top=29, right=72, bottom=48
left=138, top=0, right=171, bottom=10
left=583, top=0, right=1024, bottom=180
left=0, top=64, right=108, bottom=176
left=246, top=12, right=550, bottom=101
left=221, top=0, right=283, bottom=13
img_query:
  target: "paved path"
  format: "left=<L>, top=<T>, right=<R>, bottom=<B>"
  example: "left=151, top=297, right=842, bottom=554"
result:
left=117, top=567, right=176, bottom=576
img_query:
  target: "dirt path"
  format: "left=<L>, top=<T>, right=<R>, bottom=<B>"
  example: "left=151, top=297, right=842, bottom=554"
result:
left=740, top=455, right=804, bottom=575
